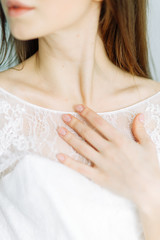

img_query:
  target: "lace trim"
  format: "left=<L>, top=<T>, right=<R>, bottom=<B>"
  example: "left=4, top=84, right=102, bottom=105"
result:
left=0, top=93, right=160, bottom=176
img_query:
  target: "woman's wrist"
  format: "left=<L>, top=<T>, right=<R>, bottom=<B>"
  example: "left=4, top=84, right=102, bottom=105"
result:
left=136, top=185, right=160, bottom=240
left=135, top=177, right=160, bottom=215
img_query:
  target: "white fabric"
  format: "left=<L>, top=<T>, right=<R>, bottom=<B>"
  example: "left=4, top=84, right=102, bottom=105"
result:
left=0, top=87, right=160, bottom=240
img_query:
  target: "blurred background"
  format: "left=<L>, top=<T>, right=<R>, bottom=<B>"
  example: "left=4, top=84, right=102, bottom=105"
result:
left=0, top=0, right=160, bottom=82
left=148, top=0, right=160, bottom=82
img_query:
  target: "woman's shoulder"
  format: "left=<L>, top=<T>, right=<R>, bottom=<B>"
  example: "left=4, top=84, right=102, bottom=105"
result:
left=0, top=69, right=15, bottom=89
left=135, top=76, right=160, bottom=97
left=0, top=66, right=26, bottom=95
left=119, top=73, right=160, bottom=104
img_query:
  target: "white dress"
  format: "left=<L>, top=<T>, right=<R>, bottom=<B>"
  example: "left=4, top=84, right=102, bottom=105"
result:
left=0, top=87, right=160, bottom=240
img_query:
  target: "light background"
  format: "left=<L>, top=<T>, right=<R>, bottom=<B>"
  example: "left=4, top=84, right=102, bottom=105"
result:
left=148, top=0, right=160, bottom=82
left=0, top=0, right=160, bottom=82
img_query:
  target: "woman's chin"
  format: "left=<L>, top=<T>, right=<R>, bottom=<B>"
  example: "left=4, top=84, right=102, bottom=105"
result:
left=11, top=31, right=38, bottom=41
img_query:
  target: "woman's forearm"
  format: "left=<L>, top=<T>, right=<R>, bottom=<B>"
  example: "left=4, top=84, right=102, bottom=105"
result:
left=136, top=183, right=160, bottom=240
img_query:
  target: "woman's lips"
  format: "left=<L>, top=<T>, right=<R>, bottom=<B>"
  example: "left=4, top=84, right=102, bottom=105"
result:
left=7, top=0, right=33, bottom=8
left=8, top=6, right=34, bottom=17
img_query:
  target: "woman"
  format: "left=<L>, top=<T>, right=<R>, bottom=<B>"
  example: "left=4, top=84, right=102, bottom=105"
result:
left=0, top=0, right=160, bottom=239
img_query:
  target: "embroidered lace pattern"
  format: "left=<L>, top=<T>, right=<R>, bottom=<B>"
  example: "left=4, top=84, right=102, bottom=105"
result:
left=0, top=87, right=160, bottom=179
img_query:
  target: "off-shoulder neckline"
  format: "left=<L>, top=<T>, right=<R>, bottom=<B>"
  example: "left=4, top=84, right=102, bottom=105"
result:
left=0, top=87, right=160, bottom=115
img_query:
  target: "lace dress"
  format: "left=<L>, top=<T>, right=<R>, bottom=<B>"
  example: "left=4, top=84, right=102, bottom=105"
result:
left=0, top=87, right=160, bottom=240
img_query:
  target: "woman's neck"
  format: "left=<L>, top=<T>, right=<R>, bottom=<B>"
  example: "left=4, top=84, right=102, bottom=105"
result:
left=33, top=3, right=122, bottom=106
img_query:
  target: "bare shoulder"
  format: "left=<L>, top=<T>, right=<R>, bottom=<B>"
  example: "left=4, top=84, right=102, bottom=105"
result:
left=0, top=64, right=26, bottom=94
left=0, top=54, right=36, bottom=94
left=0, top=70, right=13, bottom=91
left=132, top=76, right=160, bottom=99
left=111, top=75, right=160, bottom=111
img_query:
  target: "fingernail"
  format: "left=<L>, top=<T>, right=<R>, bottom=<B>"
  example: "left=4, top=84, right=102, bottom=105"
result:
left=75, top=104, right=84, bottom=112
left=62, top=114, right=72, bottom=122
left=138, top=114, right=144, bottom=123
left=56, top=154, right=65, bottom=162
left=57, top=127, right=67, bottom=136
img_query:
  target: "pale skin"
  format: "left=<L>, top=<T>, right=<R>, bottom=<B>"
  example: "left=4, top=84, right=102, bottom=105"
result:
left=1, top=0, right=160, bottom=239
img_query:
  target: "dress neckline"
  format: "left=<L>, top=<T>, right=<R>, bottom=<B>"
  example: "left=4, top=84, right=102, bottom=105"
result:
left=0, top=87, right=160, bottom=115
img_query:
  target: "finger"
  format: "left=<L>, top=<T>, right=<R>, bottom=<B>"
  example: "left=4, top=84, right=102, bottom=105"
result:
left=62, top=114, right=108, bottom=152
left=132, top=113, right=156, bottom=148
left=74, top=104, right=123, bottom=143
left=56, top=153, right=100, bottom=182
left=57, top=127, right=102, bottom=166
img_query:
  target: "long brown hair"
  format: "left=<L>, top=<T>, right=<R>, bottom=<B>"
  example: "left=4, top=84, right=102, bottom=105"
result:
left=0, top=0, right=151, bottom=78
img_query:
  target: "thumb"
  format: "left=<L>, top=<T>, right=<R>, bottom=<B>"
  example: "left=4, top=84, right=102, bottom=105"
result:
left=132, top=113, right=151, bottom=146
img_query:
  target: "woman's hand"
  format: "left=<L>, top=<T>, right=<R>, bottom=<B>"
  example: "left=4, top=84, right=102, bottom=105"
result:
left=56, top=104, right=160, bottom=209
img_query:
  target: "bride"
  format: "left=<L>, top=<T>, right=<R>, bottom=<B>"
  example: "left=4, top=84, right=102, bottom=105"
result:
left=0, top=0, right=160, bottom=239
